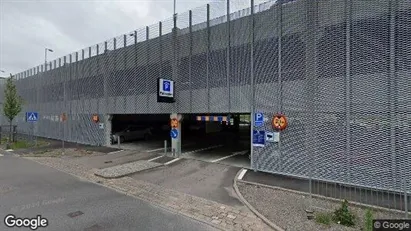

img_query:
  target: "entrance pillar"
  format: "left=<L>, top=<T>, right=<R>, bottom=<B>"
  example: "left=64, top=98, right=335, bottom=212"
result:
left=170, top=113, right=183, bottom=157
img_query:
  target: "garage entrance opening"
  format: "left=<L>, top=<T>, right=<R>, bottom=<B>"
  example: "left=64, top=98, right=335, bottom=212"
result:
left=180, top=113, right=251, bottom=168
left=110, top=114, right=170, bottom=151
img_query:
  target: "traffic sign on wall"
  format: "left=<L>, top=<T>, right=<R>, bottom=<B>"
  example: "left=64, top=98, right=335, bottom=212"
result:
left=254, top=112, right=264, bottom=127
left=157, top=78, right=175, bottom=103
left=26, top=112, right=38, bottom=122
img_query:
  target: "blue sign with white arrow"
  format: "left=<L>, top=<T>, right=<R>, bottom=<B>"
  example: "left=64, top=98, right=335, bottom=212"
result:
left=26, top=112, right=38, bottom=122
left=170, top=129, right=178, bottom=139
left=254, top=112, right=264, bottom=127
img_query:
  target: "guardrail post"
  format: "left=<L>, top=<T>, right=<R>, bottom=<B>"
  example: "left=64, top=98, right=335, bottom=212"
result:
left=117, top=136, right=120, bottom=148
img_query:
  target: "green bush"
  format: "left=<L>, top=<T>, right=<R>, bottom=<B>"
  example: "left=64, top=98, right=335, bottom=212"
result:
left=333, top=199, right=356, bottom=227
left=11, top=140, right=31, bottom=149
left=364, top=209, right=374, bottom=231
left=315, top=212, right=332, bottom=225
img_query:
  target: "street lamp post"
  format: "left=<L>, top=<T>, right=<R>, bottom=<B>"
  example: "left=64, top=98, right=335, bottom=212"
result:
left=44, top=48, right=54, bottom=71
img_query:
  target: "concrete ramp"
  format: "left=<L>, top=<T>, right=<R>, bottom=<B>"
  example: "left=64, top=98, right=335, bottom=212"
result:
left=94, top=160, right=163, bottom=178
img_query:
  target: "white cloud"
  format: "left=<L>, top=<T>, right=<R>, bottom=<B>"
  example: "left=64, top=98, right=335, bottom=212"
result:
left=0, top=0, right=213, bottom=75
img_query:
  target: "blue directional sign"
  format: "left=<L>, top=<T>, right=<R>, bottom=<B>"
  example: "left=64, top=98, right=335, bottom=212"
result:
left=254, top=112, right=264, bottom=127
left=253, top=130, right=265, bottom=147
left=170, top=129, right=178, bottom=139
left=163, top=80, right=171, bottom=92
left=26, top=112, right=38, bottom=122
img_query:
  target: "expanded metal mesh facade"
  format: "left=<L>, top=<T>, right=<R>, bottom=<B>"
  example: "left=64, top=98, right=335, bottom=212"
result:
left=1, top=0, right=410, bottom=193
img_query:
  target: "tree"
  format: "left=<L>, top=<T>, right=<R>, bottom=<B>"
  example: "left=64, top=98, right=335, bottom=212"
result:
left=3, top=74, right=23, bottom=145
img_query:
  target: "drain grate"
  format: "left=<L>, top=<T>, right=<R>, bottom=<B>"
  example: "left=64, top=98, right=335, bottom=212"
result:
left=67, top=211, right=84, bottom=218
left=104, top=161, right=113, bottom=164
left=84, top=224, right=102, bottom=231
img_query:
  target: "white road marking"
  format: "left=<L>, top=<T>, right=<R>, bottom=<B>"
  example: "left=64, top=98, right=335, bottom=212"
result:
left=0, top=154, right=3, bottom=157
left=237, top=169, right=248, bottom=180
left=147, top=155, right=164, bottom=162
left=5, top=149, right=13, bottom=152
left=182, top=144, right=224, bottom=155
left=145, top=142, right=196, bottom=153
left=146, top=147, right=167, bottom=153
left=108, top=150, right=124, bottom=155
left=164, top=158, right=181, bottom=165
left=211, top=150, right=248, bottom=163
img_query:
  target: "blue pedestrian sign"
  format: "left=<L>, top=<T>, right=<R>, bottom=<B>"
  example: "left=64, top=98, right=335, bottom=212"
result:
left=253, top=130, right=265, bottom=147
left=170, top=129, right=178, bottom=139
left=254, top=112, right=264, bottom=127
left=26, top=112, right=38, bottom=122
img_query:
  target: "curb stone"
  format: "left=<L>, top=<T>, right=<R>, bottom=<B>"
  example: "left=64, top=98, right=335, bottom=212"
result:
left=233, top=168, right=285, bottom=231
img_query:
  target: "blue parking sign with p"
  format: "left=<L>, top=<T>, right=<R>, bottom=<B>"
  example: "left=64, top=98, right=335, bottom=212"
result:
left=163, top=80, right=171, bottom=92
left=254, top=112, right=263, bottom=127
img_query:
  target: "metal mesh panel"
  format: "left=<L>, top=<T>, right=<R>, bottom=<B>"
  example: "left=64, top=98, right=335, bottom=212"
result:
left=313, top=0, right=347, bottom=184
left=396, top=1, right=411, bottom=193
left=2, top=0, right=410, bottom=196
left=350, top=0, right=392, bottom=189
left=230, top=0, right=251, bottom=112
left=176, top=11, right=191, bottom=113
left=209, top=1, right=228, bottom=113
left=191, top=5, right=209, bottom=113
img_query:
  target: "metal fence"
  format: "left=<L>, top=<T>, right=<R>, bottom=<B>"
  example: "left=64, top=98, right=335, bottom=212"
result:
left=0, top=0, right=410, bottom=213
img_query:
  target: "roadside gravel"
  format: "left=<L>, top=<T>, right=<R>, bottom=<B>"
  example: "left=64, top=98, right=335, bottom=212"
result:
left=237, top=181, right=405, bottom=231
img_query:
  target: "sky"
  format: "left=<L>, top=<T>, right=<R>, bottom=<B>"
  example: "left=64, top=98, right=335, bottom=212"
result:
left=0, top=0, right=227, bottom=76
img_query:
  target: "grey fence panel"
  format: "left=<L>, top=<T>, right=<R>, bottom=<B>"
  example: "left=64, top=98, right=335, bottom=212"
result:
left=350, top=0, right=392, bottom=190
left=230, top=2, right=251, bottom=113
left=161, top=18, right=176, bottom=114
left=134, top=28, right=149, bottom=114
left=106, top=39, right=116, bottom=114
left=124, top=33, right=136, bottom=114
left=1, top=0, right=410, bottom=198
left=313, top=0, right=347, bottom=185
left=208, top=2, right=228, bottom=113
left=148, top=24, right=162, bottom=113
left=396, top=1, right=411, bottom=193
left=190, top=5, right=209, bottom=113
left=176, top=11, right=192, bottom=113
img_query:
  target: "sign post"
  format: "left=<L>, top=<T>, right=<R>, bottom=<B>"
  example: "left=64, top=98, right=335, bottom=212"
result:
left=170, top=113, right=182, bottom=157
left=61, top=113, right=67, bottom=154
left=26, top=112, right=38, bottom=146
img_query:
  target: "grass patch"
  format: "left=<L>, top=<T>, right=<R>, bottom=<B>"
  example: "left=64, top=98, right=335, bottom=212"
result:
left=10, top=140, right=32, bottom=149
left=364, top=209, right=374, bottom=231
left=315, top=212, right=332, bottom=226
left=2, top=139, right=49, bottom=150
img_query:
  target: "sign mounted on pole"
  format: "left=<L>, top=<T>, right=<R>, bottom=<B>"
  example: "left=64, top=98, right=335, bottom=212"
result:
left=26, top=112, right=38, bottom=122
left=157, top=78, right=175, bottom=103
left=170, top=129, right=178, bottom=139
left=92, top=114, right=99, bottom=123
left=170, top=118, right=179, bottom=128
left=254, top=112, right=264, bottom=127
left=272, top=114, right=287, bottom=131
left=61, top=113, right=67, bottom=122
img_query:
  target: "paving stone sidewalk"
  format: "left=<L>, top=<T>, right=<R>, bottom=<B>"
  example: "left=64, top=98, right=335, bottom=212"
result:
left=25, top=157, right=272, bottom=231
left=94, top=160, right=163, bottom=178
